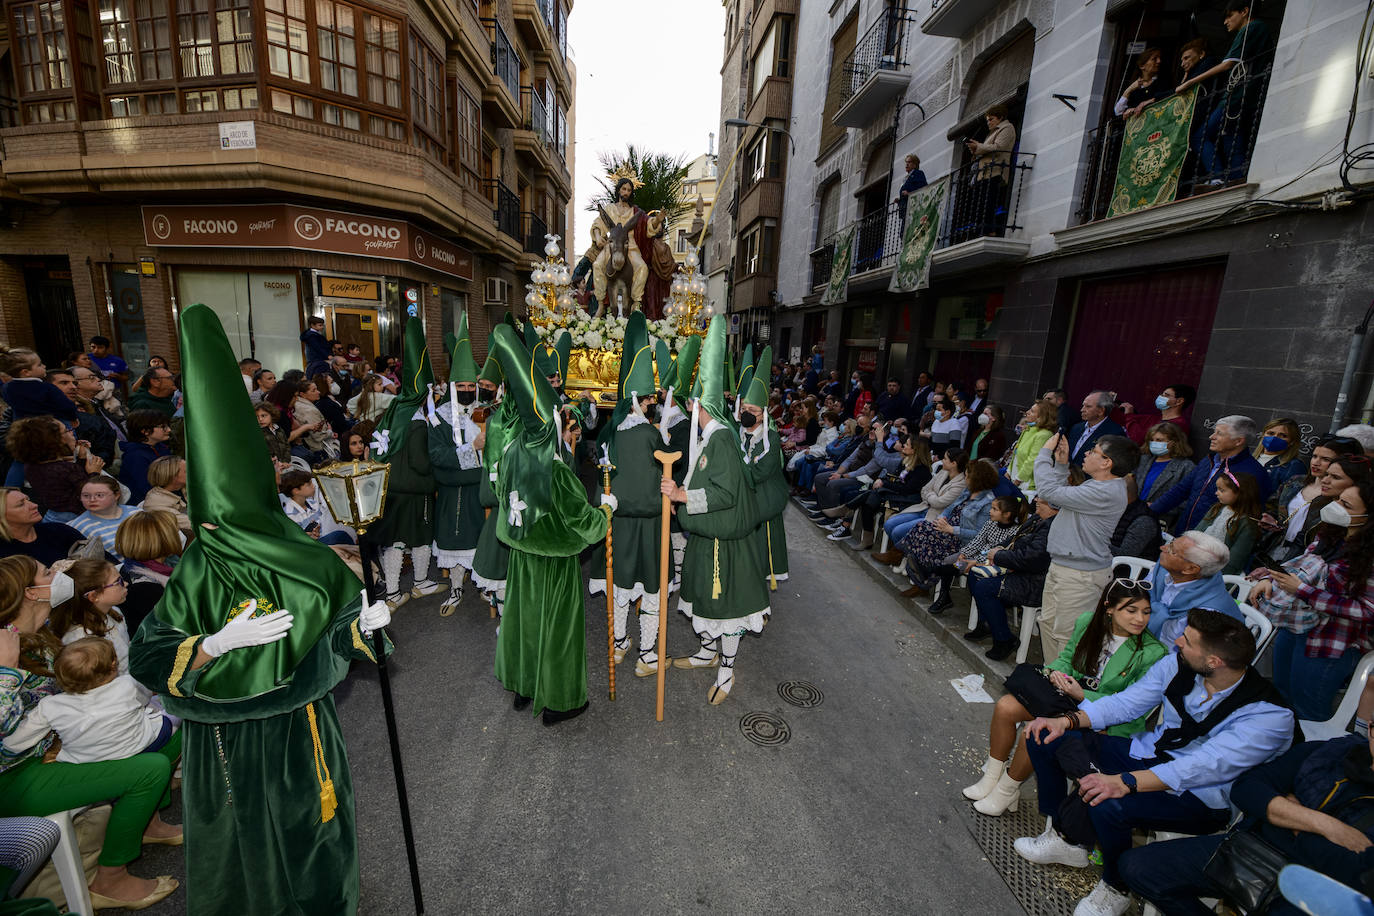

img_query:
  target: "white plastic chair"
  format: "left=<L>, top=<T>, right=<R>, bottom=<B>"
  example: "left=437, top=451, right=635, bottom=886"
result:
left=1112, top=556, right=1156, bottom=581
left=1238, top=602, right=1275, bottom=660
left=42, top=807, right=93, bottom=916
left=1222, top=574, right=1254, bottom=604
left=1301, top=650, right=1374, bottom=740
left=1015, top=606, right=1041, bottom=664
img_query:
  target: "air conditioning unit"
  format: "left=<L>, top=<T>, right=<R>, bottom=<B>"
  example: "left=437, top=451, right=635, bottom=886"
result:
left=484, top=277, right=509, bottom=305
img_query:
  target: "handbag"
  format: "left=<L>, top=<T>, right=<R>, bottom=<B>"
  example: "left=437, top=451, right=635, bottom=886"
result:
left=1201, top=828, right=1287, bottom=914
left=1003, top=663, right=1077, bottom=718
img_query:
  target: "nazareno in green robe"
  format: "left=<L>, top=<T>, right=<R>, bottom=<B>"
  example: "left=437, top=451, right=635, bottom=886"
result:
left=428, top=401, right=485, bottom=561
left=370, top=415, right=435, bottom=548
left=128, top=598, right=390, bottom=916
left=589, top=418, right=665, bottom=609
left=743, top=425, right=789, bottom=585
left=664, top=411, right=691, bottom=536
left=472, top=400, right=516, bottom=596
left=676, top=420, right=770, bottom=637
left=493, top=454, right=608, bottom=713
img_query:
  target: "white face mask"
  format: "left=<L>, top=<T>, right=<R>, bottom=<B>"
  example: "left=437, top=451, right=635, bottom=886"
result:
left=1148, top=441, right=1170, bottom=456
left=977, top=414, right=990, bottom=427
left=1320, top=502, right=1367, bottom=527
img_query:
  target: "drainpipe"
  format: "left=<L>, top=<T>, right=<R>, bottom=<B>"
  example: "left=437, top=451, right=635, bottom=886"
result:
left=1330, top=300, right=1374, bottom=433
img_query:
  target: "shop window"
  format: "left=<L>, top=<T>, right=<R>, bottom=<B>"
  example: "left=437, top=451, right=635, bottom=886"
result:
left=265, top=0, right=309, bottom=83
left=176, top=270, right=302, bottom=372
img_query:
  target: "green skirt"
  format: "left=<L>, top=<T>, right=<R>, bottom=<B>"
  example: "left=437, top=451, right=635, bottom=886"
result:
left=494, top=551, right=586, bottom=714
left=472, top=509, right=509, bottom=592
left=369, top=492, right=433, bottom=548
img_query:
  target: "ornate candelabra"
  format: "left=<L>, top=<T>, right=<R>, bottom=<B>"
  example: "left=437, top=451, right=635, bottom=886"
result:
left=663, top=249, right=713, bottom=338
left=523, top=234, right=575, bottom=329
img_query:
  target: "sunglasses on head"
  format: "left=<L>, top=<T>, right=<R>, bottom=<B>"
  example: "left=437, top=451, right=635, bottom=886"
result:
left=1113, top=577, right=1153, bottom=592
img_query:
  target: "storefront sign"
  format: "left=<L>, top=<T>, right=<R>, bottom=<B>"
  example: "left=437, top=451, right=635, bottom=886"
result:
left=319, top=276, right=380, bottom=300
left=218, top=121, right=256, bottom=150
left=141, top=203, right=474, bottom=280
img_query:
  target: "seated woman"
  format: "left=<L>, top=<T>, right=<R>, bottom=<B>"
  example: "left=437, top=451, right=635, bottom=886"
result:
left=1250, top=476, right=1374, bottom=721
left=1252, top=417, right=1308, bottom=495
left=286, top=381, right=335, bottom=466
left=963, top=579, right=1166, bottom=816
left=309, top=372, right=353, bottom=436
left=249, top=367, right=275, bottom=405
left=1197, top=470, right=1263, bottom=574
left=342, top=426, right=371, bottom=461
left=896, top=457, right=1000, bottom=609
left=70, top=474, right=141, bottom=559
left=829, top=433, right=933, bottom=549
left=1260, top=439, right=1365, bottom=565
left=969, top=405, right=1009, bottom=463
left=873, top=449, right=969, bottom=563
left=6, top=416, right=105, bottom=523
left=1109, top=474, right=1163, bottom=562
left=114, top=509, right=184, bottom=635
left=924, top=493, right=1025, bottom=614
left=928, top=396, right=969, bottom=458
left=966, top=497, right=1058, bottom=659
left=0, top=488, right=84, bottom=565
left=346, top=373, right=395, bottom=424
left=140, top=455, right=191, bottom=535
left=1134, top=421, right=1195, bottom=532
left=787, top=410, right=839, bottom=480
left=0, top=555, right=181, bottom=910
left=795, top=415, right=853, bottom=494
left=118, top=410, right=172, bottom=505
left=50, top=556, right=137, bottom=674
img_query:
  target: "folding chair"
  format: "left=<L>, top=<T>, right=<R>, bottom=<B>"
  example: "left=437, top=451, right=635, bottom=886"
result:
left=41, top=807, right=93, bottom=916
left=1300, top=650, right=1374, bottom=741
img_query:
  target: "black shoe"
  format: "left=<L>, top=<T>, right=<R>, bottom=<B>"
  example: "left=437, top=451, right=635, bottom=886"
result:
left=928, top=593, right=953, bottom=615
left=512, top=694, right=531, bottom=711
left=985, top=640, right=1017, bottom=662
left=542, top=701, right=590, bottom=726
left=963, top=623, right=991, bottom=641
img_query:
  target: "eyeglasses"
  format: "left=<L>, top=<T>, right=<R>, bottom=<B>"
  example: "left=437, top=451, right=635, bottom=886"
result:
left=90, top=576, right=127, bottom=592
left=1113, top=577, right=1153, bottom=592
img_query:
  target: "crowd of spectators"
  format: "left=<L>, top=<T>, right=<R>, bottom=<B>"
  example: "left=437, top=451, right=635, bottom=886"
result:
left=783, top=360, right=1374, bottom=915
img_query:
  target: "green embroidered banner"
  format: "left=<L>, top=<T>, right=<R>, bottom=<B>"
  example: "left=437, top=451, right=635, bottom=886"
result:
left=819, top=226, right=854, bottom=306
left=889, top=178, right=948, bottom=293
left=1109, top=87, right=1199, bottom=218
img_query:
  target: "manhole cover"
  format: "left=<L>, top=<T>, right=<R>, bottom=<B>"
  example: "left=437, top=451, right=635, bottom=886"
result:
left=777, top=680, right=824, bottom=708
left=738, top=711, right=791, bottom=747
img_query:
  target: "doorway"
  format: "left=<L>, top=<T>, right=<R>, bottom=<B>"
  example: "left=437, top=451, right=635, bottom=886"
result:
left=328, top=307, right=381, bottom=365
left=23, top=258, right=81, bottom=365
left=110, top=265, right=150, bottom=378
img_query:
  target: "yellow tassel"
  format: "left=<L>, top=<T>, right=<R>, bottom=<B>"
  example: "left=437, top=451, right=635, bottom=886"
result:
left=305, top=703, right=337, bottom=824
left=319, top=777, right=338, bottom=824
left=712, top=538, right=722, bottom=599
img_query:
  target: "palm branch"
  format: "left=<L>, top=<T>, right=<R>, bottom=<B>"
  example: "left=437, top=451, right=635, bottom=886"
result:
left=589, top=144, right=693, bottom=228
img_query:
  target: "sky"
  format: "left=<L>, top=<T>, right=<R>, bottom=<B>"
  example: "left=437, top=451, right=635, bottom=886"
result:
left=566, top=0, right=725, bottom=256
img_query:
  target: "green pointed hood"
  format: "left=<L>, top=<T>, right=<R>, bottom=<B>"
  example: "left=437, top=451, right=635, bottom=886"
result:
left=551, top=330, right=571, bottom=387
left=447, top=311, right=479, bottom=384
left=154, top=304, right=360, bottom=702
left=488, top=324, right=561, bottom=539
left=670, top=335, right=701, bottom=407
left=735, top=343, right=756, bottom=402
left=691, top=317, right=731, bottom=428
left=597, top=313, right=656, bottom=469
left=654, top=339, right=672, bottom=392
left=373, top=317, right=433, bottom=458
left=744, top=346, right=772, bottom=410
left=479, top=331, right=504, bottom=386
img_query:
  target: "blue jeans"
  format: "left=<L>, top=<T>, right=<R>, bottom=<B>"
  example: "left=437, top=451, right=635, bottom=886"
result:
left=318, top=530, right=355, bottom=546
left=1119, top=834, right=1305, bottom=916
left=3, top=462, right=23, bottom=487
left=1196, top=101, right=1248, bottom=184
left=883, top=513, right=922, bottom=546
left=1270, top=629, right=1361, bottom=721
left=1024, top=730, right=1228, bottom=889
left=970, top=574, right=1013, bottom=642
left=42, top=510, right=77, bottom=524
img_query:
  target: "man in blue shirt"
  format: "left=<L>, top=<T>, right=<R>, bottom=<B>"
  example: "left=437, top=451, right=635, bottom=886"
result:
left=87, top=335, right=128, bottom=386
left=1016, top=609, right=1295, bottom=916
left=1147, top=532, right=1242, bottom=643
left=1149, top=415, right=1273, bottom=534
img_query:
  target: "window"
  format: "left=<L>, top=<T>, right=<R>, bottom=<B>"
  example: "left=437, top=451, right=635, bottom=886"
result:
left=676, top=229, right=688, bottom=253
left=409, top=32, right=444, bottom=158
left=13, top=1, right=72, bottom=93
left=815, top=179, right=841, bottom=244
left=750, top=16, right=792, bottom=100
left=99, top=0, right=172, bottom=84
left=456, top=85, right=481, bottom=188
left=745, top=132, right=781, bottom=186
left=316, top=0, right=358, bottom=97
left=363, top=13, right=401, bottom=108
left=176, top=0, right=253, bottom=79
left=265, top=0, right=309, bottom=83
left=820, top=14, right=858, bottom=153
left=741, top=220, right=777, bottom=275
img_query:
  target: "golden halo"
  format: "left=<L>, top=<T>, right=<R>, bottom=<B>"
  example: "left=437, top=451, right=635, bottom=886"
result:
left=607, top=164, right=644, bottom=189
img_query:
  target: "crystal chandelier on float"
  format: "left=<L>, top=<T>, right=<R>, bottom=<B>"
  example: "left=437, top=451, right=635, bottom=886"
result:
left=524, top=234, right=574, bottom=329
left=663, top=249, right=713, bottom=338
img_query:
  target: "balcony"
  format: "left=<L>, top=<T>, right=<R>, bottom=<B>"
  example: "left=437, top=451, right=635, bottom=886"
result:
left=521, top=211, right=548, bottom=255
left=808, top=154, right=1034, bottom=291
left=513, top=0, right=555, bottom=55
left=833, top=8, right=915, bottom=129
left=480, top=18, right=521, bottom=128
left=514, top=87, right=553, bottom=171
left=921, top=0, right=1001, bottom=38
left=746, top=76, right=792, bottom=126
left=1074, top=68, right=1273, bottom=226
left=486, top=179, right=521, bottom=242
left=737, top=177, right=784, bottom=231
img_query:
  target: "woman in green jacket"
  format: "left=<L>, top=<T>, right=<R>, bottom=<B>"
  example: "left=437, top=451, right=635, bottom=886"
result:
left=1006, top=399, right=1057, bottom=493
left=962, top=579, right=1167, bottom=816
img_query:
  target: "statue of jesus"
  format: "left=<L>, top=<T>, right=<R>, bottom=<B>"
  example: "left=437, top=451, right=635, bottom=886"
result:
left=591, top=177, right=666, bottom=315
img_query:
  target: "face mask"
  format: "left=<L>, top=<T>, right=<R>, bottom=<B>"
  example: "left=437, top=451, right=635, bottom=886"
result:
left=1262, top=435, right=1288, bottom=452
left=644, top=405, right=658, bottom=424
left=933, top=410, right=945, bottom=421
left=1148, top=441, right=1170, bottom=456
left=740, top=412, right=758, bottom=429
left=851, top=378, right=860, bottom=388
left=1320, top=502, right=1366, bottom=527
left=977, top=414, right=990, bottom=427
left=1154, top=395, right=1171, bottom=410
left=454, top=389, right=476, bottom=406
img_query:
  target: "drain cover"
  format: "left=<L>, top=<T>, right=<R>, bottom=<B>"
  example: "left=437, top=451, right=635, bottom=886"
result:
left=777, top=680, right=824, bottom=708
left=738, top=711, right=791, bottom=747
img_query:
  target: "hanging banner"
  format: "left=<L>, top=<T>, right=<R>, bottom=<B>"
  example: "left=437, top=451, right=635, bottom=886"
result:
left=819, top=226, right=854, bottom=307
left=889, top=178, right=949, bottom=293
left=1108, top=86, right=1199, bottom=218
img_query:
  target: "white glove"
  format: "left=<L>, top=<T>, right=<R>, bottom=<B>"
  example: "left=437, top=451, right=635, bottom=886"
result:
left=201, top=601, right=295, bottom=658
left=359, top=595, right=391, bottom=634
left=600, top=492, right=618, bottom=512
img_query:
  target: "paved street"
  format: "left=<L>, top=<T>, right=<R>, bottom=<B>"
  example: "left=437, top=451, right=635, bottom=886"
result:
left=112, top=505, right=1025, bottom=914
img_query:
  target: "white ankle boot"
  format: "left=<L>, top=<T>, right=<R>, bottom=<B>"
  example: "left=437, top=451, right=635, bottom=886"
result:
left=973, top=771, right=1023, bottom=816
left=962, top=756, right=1006, bottom=800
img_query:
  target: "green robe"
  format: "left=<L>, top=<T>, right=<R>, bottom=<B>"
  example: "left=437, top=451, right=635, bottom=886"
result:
left=370, top=417, right=435, bottom=548
left=494, top=457, right=607, bottom=713
left=676, top=422, right=770, bottom=636
left=665, top=413, right=690, bottom=535
left=428, top=403, right=484, bottom=554
left=472, top=402, right=516, bottom=593
left=744, top=426, right=790, bottom=585
left=589, top=420, right=664, bottom=604
left=129, top=600, right=389, bottom=916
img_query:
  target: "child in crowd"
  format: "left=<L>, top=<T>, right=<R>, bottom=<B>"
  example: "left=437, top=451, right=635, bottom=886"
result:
left=140, top=456, right=190, bottom=534
left=278, top=468, right=354, bottom=545
left=256, top=402, right=291, bottom=464
left=343, top=427, right=370, bottom=460
left=70, top=474, right=140, bottom=557
left=50, top=557, right=137, bottom=674
left=1, top=637, right=179, bottom=764
left=955, top=495, right=1026, bottom=575
left=1199, top=470, right=1262, bottom=574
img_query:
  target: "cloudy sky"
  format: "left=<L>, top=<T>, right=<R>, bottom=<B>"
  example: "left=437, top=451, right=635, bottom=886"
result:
left=566, top=0, right=726, bottom=255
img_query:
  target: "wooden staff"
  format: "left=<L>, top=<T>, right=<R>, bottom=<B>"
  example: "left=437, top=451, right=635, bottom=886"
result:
left=601, top=459, right=617, bottom=701
left=652, top=449, right=682, bottom=722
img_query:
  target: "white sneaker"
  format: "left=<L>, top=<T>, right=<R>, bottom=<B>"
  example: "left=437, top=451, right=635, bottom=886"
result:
left=1073, top=880, right=1130, bottom=916
left=1013, top=823, right=1090, bottom=868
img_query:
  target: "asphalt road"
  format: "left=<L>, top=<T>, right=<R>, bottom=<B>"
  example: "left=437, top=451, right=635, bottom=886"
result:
left=66, top=505, right=1022, bottom=915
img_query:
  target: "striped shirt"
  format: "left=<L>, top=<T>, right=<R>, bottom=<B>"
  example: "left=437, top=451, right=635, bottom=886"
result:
left=70, top=506, right=141, bottom=557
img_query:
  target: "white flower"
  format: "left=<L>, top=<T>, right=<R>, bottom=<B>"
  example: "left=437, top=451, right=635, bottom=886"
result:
left=609, top=326, right=624, bottom=341
left=585, top=330, right=603, bottom=350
